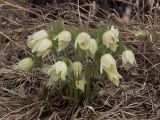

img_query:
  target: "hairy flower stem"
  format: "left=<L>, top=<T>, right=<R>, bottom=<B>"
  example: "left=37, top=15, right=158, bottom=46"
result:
left=69, top=74, right=79, bottom=104
left=68, top=80, right=73, bottom=103
left=85, top=64, right=91, bottom=103
left=74, top=80, right=79, bottom=103
left=34, top=56, right=43, bottom=67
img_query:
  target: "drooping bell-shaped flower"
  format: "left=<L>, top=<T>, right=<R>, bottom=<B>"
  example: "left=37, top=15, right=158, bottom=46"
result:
left=15, top=58, right=34, bottom=72
left=27, top=30, right=49, bottom=48
left=100, top=54, right=122, bottom=86
left=72, top=61, right=83, bottom=78
left=88, top=38, right=98, bottom=56
left=134, top=30, right=152, bottom=42
left=122, top=50, right=137, bottom=70
left=102, top=26, right=119, bottom=52
left=75, top=32, right=91, bottom=50
left=32, top=39, right=52, bottom=58
left=134, top=30, right=147, bottom=40
left=54, top=31, right=71, bottom=51
left=48, top=61, right=68, bottom=81
left=75, top=80, right=86, bottom=93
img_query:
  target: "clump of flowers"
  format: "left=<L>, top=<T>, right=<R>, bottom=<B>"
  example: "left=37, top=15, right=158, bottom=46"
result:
left=27, top=30, right=52, bottom=58
left=15, top=25, right=138, bottom=103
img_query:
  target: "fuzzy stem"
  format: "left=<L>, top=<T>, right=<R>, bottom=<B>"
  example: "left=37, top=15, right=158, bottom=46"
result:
left=34, top=56, right=43, bottom=67
left=85, top=64, right=91, bottom=103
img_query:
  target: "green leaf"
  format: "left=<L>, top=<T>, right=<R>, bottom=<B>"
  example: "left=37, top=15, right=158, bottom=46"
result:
left=95, top=45, right=107, bottom=60
left=113, top=44, right=126, bottom=56
left=50, top=22, right=64, bottom=37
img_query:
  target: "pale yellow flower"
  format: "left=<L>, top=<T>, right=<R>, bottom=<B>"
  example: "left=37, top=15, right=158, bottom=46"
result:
left=32, top=39, right=52, bottom=58
left=27, top=30, right=49, bottom=48
left=15, top=58, right=34, bottom=72
left=102, top=26, right=119, bottom=52
left=122, top=50, right=137, bottom=70
left=48, top=61, right=68, bottom=81
left=134, top=30, right=147, bottom=40
left=72, top=61, right=83, bottom=78
left=75, top=32, right=91, bottom=50
left=100, top=54, right=122, bottom=86
left=88, top=38, right=98, bottom=56
left=54, top=31, right=71, bottom=51
left=75, top=80, right=86, bottom=93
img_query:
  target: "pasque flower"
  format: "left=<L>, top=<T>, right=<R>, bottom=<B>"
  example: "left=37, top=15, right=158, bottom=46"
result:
left=100, top=54, right=122, bottom=86
left=75, top=32, right=97, bottom=56
left=27, top=30, right=49, bottom=48
left=54, top=31, right=71, bottom=51
left=31, top=39, right=52, bottom=58
left=134, top=30, right=147, bottom=40
left=27, top=30, right=52, bottom=58
left=102, top=26, right=119, bottom=52
left=15, top=58, right=34, bottom=72
left=48, top=61, right=68, bottom=81
left=88, top=38, right=98, bottom=56
left=72, top=61, right=83, bottom=78
left=75, top=32, right=91, bottom=50
left=75, top=80, right=86, bottom=93
left=122, top=50, right=137, bottom=70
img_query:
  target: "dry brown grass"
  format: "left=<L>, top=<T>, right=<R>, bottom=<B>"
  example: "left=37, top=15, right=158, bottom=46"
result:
left=0, top=0, right=160, bottom=120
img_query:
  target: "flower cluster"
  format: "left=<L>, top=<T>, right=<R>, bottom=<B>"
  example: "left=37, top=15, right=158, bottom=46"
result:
left=15, top=25, right=137, bottom=102
left=27, top=30, right=52, bottom=58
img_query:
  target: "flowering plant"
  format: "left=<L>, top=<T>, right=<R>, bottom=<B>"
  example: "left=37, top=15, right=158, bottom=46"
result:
left=15, top=24, right=137, bottom=103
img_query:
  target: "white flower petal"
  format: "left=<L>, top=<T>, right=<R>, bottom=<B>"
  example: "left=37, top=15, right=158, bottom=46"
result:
left=72, top=61, right=83, bottom=78
left=48, top=61, right=68, bottom=81
left=88, top=39, right=98, bottom=55
left=102, top=26, right=120, bottom=52
left=100, top=54, right=121, bottom=86
left=27, top=30, right=49, bottom=48
left=75, top=32, right=91, bottom=50
left=54, top=31, right=71, bottom=51
left=31, top=39, right=52, bottom=57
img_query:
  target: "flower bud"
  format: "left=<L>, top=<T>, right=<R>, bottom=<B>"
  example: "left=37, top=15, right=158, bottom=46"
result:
left=72, top=61, right=82, bottom=78
left=122, top=50, right=137, bottom=70
left=54, top=31, right=71, bottom=51
left=75, top=80, right=86, bottom=93
left=100, top=54, right=122, bottom=86
left=134, top=30, right=147, bottom=40
left=102, top=26, right=119, bottom=52
left=27, top=30, right=49, bottom=48
left=88, top=38, right=98, bottom=56
left=75, top=32, right=91, bottom=50
left=32, top=39, right=52, bottom=58
left=48, top=61, right=68, bottom=81
left=15, top=58, right=34, bottom=72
